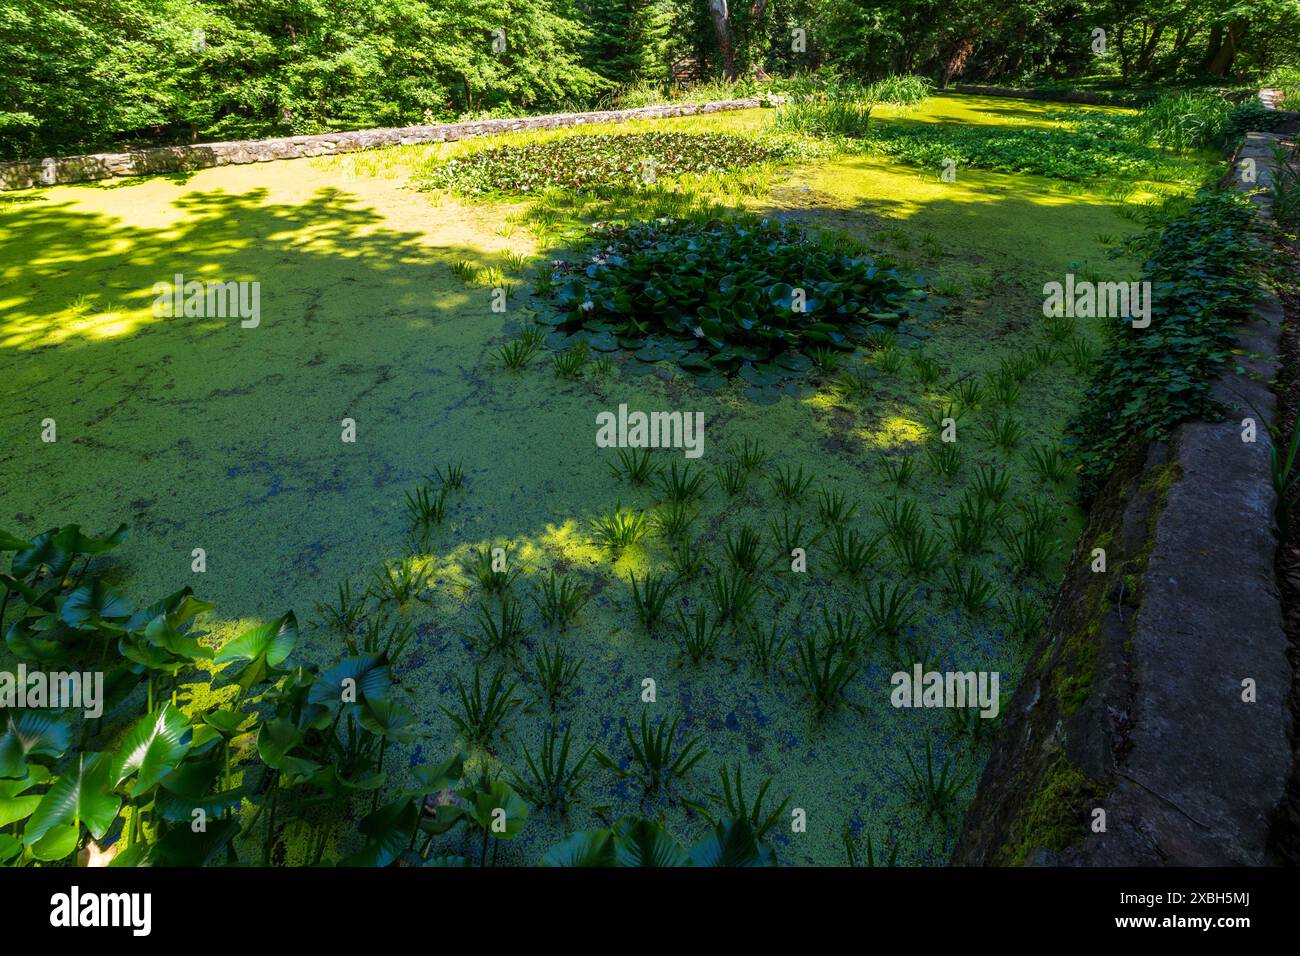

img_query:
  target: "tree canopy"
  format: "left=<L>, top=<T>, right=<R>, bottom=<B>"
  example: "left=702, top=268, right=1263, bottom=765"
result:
left=2, top=0, right=1297, bottom=159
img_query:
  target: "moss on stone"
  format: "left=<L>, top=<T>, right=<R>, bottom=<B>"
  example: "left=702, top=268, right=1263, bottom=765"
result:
left=995, top=754, right=1103, bottom=865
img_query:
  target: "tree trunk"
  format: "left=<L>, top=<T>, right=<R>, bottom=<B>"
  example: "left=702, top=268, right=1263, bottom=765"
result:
left=1135, top=23, right=1164, bottom=74
left=1204, top=20, right=1247, bottom=77
left=708, top=0, right=736, bottom=80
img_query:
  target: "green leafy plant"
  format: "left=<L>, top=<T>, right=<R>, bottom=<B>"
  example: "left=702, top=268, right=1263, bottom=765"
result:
left=723, top=524, right=767, bottom=574
left=674, top=604, right=722, bottom=664
left=532, top=641, right=583, bottom=713
left=441, top=667, right=520, bottom=752
left=656, top=461, right=706, bottom=505
left=405, top=480, right=448, bottom=530
left=608, top=448, right=660, bottom=485
left=791, top=632, right=859, bottom=717
left=590, top=505, right=650, bottom=554
left=741, top=620, right=791, bottom=677
left=597, top=712, right=705, bottom=797
left=628, top=570, right=674, bottom=632
left=511, top=722, right=594, bottom=816
left=904, top=739, right=974, bottom=822
left=471, top=593, right=531, bottom=658
left=864, top=581, right=918, bottom=643
left=532, top=570, right=590, bottom=630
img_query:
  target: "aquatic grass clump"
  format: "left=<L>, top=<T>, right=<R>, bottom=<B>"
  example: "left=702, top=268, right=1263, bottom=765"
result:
left=1002, top=592, right=1046, bottom=643
left=792, top=632, right=860, bottom=717
left=771, top=75, right=876, bottom=138
left=608, top=448, right=659, bottom=485
left=629, top=571, right=674, bottom=632
left=441, top=666, right=520, bottom=751
left=768, top=463, right=814, bottom=505
left=943, top=494, right=1001, bottom=556
left=370, top=554, right=428, bottom=605
left=468, top=544, right=521, bottom=595
left=532, top=570, right=590, bottom=630
left=706, top=564, right=764, bottom=623
left=656, top=461, right=707, bottom=505
left=905, top=739, right=974, bottom=822
left=816, top=488, right=858, bottom=527
left=472, top=593, right=532, bottom=657
left=315, top=578, right=367, bottom=634
left=723, top=524, right=767, bottom=574
left=532, top=641, right=583, bottom=712
left=742, top=621, right=791, bottom=676
left=512, top=723, right=595, bottom=816
left=597, top=712, right=706, bottom=796
left=828, top=527, right=879, bottom=577
left=864, top=581, right=918, bottom=642
left=708, top=765, right=793, bottom=840
left=674, top=605, right=722, bottom=664
left=713, top=460, right=749, bottom=497
left=942, top=564, right=1000, bottom=614
left=406, top=480, right=448, bottom=531
left=590, top=505, right=650, bottom=554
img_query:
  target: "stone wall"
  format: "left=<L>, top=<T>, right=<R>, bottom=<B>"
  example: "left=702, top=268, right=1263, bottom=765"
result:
left=953, top=127, right=1293, bottom=866
left=0, top=98, right=772, bottom=191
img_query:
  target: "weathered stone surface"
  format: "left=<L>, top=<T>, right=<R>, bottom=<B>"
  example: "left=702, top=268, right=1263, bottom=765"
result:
left=0, top=98, right=773, bottom=191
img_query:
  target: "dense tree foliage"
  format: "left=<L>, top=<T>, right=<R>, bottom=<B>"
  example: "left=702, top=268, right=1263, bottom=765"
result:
left=2, top=0, right=1297, bottom=159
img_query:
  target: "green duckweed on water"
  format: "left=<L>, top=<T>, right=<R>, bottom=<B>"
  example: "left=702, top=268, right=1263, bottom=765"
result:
left=0, top=95, right=1220, bottom=865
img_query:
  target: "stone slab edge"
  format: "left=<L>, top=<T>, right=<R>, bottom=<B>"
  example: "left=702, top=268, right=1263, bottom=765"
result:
left=0, top=98, right=771, bottom=191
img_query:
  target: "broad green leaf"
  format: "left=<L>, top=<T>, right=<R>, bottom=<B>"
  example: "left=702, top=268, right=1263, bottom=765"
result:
left=112, top=703, right=193, bottom=794
left=541, top=829, right=616, bottom=866
left=215, top=612, right=297, bottom=690
left=25, top=752, right=120, bottom=843
left=0, top=711, right=74, bottom=778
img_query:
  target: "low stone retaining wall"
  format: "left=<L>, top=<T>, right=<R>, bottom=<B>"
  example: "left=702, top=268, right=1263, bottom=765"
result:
left=0, top=98, right=771, bottom=191
left=953, top=129, right=1293, bottom=865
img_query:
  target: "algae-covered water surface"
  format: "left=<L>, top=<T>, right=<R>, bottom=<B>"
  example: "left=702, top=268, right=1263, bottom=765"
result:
left=0, top=95, right=1215, bottom=866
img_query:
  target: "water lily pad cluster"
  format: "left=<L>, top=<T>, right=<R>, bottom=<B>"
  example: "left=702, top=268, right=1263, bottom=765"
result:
left=417, top=132, right=785, bottom=194
left=537, top=218, right=928, bottom=395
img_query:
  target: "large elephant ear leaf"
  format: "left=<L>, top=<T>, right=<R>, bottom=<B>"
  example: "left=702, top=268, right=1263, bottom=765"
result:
left=111, top=703, right=193, bottom=795
left=470, top=779, right=528, bottom=839
left=408, top=752, right=466, bottom=798
left=60, top=578, right=133, bottom=627
left=55, top=523, right=128, bottom=559
left=149, top=816, right=238, bottom=866
left=125, top=586, right=212, bottom=633
left=613, top=817, right=689, bottom=867
left=359, top=698, right=418, bottom=740
left=24, top=751, right=120, bottom=844
left=0, top=530, right=28, bottom=551
left=339, top=798, right=420, bottom=867
left=11, top=529, right=74, bottom=579
left=541, top=829, right=617, bottom=867
left=0, top=710, right=74, bottom=778
left=256, top=718, right=320, bottom=780
left=214, top=612, right=298, bottom=690
left=142, top=610, right=214, bottom=661
left=307, top=653, right=391, bottom=708
left=0, top=765, right=50, bottom=828
left=688, top=818, right=776, bottom=867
